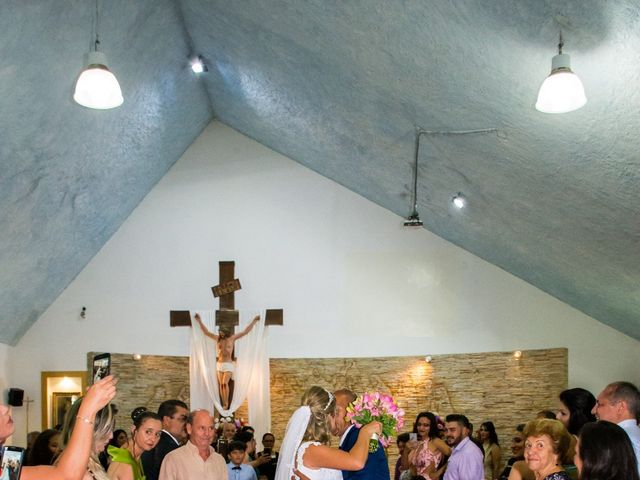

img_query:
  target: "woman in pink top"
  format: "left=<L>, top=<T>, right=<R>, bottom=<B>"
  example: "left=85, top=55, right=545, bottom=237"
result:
left=403, top=412, right=451, bottom=479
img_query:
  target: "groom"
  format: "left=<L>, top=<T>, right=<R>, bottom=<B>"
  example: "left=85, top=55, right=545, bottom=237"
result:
left=333, top=389, right=390, bottom=480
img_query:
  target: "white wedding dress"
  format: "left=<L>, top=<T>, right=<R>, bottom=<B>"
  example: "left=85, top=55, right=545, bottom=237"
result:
left=276, top=405, right=344, bottom=480
left=294, top=441, right=342, bottom=480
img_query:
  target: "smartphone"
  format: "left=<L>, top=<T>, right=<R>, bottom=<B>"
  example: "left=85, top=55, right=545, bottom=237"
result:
left=409, top=433, right=417, bottom=442
left=263, top=448, right=271, bottom=456
left=92, top=353, right=111, bottom=384
left=217, top=438, right=229, bottom=459
left=1, top=446, right=25, bottom=480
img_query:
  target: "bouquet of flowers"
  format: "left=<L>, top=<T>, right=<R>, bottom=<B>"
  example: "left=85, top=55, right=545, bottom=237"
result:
left=345, top=392, right=405, bottom=452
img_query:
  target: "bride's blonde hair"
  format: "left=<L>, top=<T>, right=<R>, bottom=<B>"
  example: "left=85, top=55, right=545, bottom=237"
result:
left=301, top=386, right=336, bottom=444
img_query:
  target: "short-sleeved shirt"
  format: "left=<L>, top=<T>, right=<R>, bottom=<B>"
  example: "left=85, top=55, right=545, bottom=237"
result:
left=159, top=441, right=228, bottom=480
left=443, top=437, right=483, bottom=480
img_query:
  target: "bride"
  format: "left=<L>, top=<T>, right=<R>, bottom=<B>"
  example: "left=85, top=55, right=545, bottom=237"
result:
left=275, top=386, right=382, bottom=480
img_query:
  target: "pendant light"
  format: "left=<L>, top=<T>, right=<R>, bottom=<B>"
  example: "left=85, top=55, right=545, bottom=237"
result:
left=73, top=0, right=123, bottom=109
left=535, top=32, right=586, bottom=114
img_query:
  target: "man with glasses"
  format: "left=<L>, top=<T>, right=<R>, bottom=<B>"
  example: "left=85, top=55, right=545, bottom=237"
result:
left=592, top=381, right=640, bottom=476
left=143, top=399, right=189, bottom=480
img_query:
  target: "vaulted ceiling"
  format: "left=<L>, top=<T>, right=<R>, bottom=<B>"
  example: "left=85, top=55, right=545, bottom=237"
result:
left=1, top=1, right=638, bottom=345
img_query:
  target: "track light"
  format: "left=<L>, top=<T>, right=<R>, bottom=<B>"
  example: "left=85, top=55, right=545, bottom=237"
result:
left=74, top=0, right=123, bottom=109
left=452, top=193, right=466, bottom=209
left=191, top=56, right=208, bottom=73
left=536, top=32, right=586, bottom=113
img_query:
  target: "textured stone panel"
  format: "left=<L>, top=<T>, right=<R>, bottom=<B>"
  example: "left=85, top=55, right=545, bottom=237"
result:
left=87, top=348, right=566, bottom=471
left=86, top=352, right=248, bottom=430
left=270, top=349, right=567, bottom=472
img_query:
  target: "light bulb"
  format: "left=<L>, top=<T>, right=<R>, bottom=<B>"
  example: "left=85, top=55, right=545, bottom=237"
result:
left=74, top=52, right=123, bottom=109
left=536, top=53, right=586, bottom=114
left=452, top=194, right=466, bottom=209
left=191, top=61, right=204, bottom=73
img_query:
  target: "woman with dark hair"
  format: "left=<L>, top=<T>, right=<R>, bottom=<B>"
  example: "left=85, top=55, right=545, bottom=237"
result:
left=27, top=429, right=61, bottom=466
left=110, top=430, right=128, bottom=448
left=99, top=429, right=129, bottom=470
left=575, top=420, right=640, bottom=480
left=479, top=421, right=501, bottom=480
left=107, top=408, right=162, bottom=480
left=402, top=412, right=451, bottom=479
left=556, top=389, right=596, bottom=436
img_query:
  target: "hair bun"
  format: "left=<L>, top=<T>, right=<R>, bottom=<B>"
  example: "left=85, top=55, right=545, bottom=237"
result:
left=131, top=406, right=148, bottom=422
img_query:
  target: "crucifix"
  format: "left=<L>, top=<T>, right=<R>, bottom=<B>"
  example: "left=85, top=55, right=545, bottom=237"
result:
left=170, top=261, right=283, bottom=410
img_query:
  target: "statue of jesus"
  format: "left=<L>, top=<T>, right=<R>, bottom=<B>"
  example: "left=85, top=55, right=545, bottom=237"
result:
left=194, top=313, right=261, bottom=410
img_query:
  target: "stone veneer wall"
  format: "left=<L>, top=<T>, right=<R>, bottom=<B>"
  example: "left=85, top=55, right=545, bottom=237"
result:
left=88, top=348, right=566, bottom=472
left=269, top=348, right=567, bottom=472
left=86, top=352, right=249, bottom=430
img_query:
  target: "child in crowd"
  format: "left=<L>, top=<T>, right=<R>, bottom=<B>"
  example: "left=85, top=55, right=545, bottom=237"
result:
left=227, top=441, right=257, bottom=480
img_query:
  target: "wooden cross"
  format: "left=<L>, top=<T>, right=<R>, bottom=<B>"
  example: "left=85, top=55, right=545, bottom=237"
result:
left=170, top=261, right=282, bottom=412
left=170, top=260, right=283, bottom=331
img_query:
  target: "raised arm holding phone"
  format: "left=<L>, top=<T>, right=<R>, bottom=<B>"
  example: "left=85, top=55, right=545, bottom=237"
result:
left=0, top=375, right=117, bottom=480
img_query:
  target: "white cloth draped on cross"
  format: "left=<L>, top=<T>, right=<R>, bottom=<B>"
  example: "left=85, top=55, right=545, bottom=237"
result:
left=189, top=310, right=271, bottom=440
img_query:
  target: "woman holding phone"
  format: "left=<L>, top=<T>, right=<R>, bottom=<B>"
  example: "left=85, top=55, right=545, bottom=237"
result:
left=0, top=375, right=117, bottom=480
left=401, top=411, right=451, bottom=479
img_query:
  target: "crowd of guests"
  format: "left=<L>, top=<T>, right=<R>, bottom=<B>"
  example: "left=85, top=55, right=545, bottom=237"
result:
left=4, top=389, right=278, bottom=480
left=1, top=378, right=638, bottom=480
left=395, top=381, right=640, bottom=480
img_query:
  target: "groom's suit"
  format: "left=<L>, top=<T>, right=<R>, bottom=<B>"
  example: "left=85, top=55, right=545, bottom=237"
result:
left=340, top=425, right=390, bottom=480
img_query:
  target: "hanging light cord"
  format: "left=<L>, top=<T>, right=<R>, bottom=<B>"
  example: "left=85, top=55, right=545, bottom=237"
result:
left=93, top=0, right=100, bottom=52
left=558, top=30, right=563, bottom=55
left=409, top=127, right=499, bottom=218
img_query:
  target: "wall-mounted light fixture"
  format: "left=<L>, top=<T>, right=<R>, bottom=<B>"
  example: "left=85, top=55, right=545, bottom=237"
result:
left=513, top=350, right=523, bottom=359
left=424, top=355, right=433, bottom=363
left=536, top=32, right=586, bottom=113
left=132, top=354, right=142, bottom=361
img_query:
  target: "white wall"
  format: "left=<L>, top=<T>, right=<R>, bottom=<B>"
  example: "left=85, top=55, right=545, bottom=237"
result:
left=7, top=121, right=640, bottom=445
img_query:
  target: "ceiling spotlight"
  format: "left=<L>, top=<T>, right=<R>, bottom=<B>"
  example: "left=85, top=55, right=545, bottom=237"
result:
left=74, top=0, right=123, bottom=109
left=536, top=32, right=586, bottom=113
left=191, top=56, right=208, bottom=73
left=514, top=350, right=523, bottom=359
left=132, top=354, right=142, bottom=361
left=452, top=193, right=466, bottom=209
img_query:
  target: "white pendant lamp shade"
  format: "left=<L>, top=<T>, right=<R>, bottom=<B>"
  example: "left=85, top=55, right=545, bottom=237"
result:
left=74, top=51, right=123, bottom=109
left=536, top=53, right=586, bottom=114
